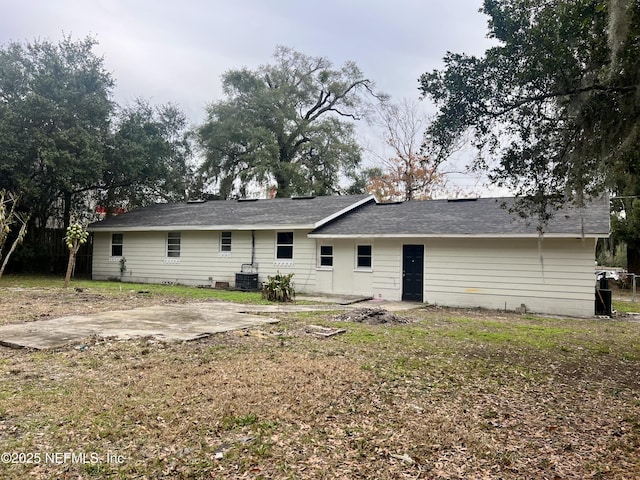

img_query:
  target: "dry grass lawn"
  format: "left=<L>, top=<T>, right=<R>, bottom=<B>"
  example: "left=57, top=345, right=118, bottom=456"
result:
left=0, top=277, right=639, bottom=479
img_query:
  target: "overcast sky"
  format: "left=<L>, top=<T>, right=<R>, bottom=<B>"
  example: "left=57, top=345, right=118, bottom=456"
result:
left=1, top=0, right=497, bottom=193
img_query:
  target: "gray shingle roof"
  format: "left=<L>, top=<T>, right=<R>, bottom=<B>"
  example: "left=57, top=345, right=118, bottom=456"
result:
left=88, top=195, right=373, bottom=231
left=310, top=197, right=610, bottom=237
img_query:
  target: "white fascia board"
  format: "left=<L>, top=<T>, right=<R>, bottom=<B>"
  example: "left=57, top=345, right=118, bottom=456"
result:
left=307, top=232, right=607, bottom=239
left=313, top=195, right=376, bottom=229
left=88, top=224, right=314, bottom=232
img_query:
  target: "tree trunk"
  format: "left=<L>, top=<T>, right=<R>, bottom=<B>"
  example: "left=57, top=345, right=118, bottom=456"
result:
left=63, top=190, right=72, bottom=232
left=274, top=172, right=292, bottom=198
left=0, top=232, right=22, bottom=278
left=0, top=218, right=29, bottom=279
left=64, top=247, right=77, bottom=288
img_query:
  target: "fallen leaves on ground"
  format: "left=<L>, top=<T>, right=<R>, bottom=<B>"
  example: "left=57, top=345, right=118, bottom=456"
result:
left=0, top=287, right=639, bottom=479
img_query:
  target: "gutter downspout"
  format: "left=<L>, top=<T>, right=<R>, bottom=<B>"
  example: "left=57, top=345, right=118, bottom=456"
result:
left=251, top=230, right=256, bottom=267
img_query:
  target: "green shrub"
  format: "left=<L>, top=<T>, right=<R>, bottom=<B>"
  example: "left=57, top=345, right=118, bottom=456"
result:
left=261, top=272, right=295, bottom=302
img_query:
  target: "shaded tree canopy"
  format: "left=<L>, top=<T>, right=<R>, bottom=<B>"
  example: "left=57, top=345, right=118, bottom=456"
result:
left=198, top=46, right=380, bottom=198
left=0, top=35, right=114, bottom=229
left=0, top=36, right=194, bottom=226
left=0, top=35, right=194, bottom=273
left=102, top=100, right=194, bottom=213
left=419, top=0, right=640, bottom=214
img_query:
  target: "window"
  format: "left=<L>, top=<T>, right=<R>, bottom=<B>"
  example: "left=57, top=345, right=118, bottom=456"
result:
left=276, top=231, right=294, bottom=259
left=319, top=245, right=333, bottom=267
left=220, top=231, right=232, bottom=252
left=167, top=232, right=181, bottom=257
left=111, top=233, right=123, bottom=257
left=356, top=245, right=372, bottom=269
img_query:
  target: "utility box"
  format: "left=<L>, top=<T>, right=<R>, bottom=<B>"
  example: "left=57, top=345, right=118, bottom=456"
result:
left=235, top=264, right=259, bottom=291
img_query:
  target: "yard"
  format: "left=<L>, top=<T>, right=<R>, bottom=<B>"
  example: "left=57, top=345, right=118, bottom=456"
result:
left=0, top=276, right=639, bottom=479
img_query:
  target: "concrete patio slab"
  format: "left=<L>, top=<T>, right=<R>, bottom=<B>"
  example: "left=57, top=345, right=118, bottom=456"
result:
left=0, top=302, right=280, bottom=350
left=0, top=297, right=423, bottom=350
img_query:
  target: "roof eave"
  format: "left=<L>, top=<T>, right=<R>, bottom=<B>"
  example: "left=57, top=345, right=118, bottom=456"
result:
left=88, top=224, right=316, bottom=232
left=308, top=232, right=609, bottom=239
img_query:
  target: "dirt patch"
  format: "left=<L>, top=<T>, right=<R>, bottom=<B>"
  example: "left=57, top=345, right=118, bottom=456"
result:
left=333, top=307, right=409, bottom=324
left=0, top=286, right=199, bottom=325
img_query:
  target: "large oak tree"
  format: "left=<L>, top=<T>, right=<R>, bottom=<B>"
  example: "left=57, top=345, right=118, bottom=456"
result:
left=0, top=36, right=194, bottom=273
left=0, top=36, right=114, bottom=231
left=420, top=0, right=640, bottom=231
left=198, top=46, right=379, bottom=198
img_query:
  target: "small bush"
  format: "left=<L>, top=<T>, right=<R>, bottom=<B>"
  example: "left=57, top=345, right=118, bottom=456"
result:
left=261, top=272, right=295, bottom=302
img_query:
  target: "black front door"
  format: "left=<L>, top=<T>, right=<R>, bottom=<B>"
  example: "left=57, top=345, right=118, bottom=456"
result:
left=402, top=245, right=424, bottom=302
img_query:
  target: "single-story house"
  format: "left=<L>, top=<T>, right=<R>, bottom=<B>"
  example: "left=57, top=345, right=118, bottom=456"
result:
left=88, top=194, right=610, bottom=317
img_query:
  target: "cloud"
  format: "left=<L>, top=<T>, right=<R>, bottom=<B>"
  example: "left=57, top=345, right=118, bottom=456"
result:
left=1, top=0, right=496, bottom=188
left=1, top=0, right=492, bottom=116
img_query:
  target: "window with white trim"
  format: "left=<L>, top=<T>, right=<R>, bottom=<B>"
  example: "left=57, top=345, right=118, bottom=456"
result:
left=220, top=231, right=232, bottom=252
left=167, top=232, right=181, bottom=258
left=319, top=245, right=333, bottom=267
left=111, top=233, right=123, bottom=257
left=356, top=244, right=372, bottom=269
left=276, top=231, right=294, bottom=260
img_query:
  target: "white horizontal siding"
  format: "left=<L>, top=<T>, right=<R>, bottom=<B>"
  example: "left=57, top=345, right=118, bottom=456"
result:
left=93, top=230, right=599, bottom=317
left=372, top=239, right=402, bottom=299
left=93, top=229, right=317, bottom=290
left=425, top=237, right=596, bottom=317
left=251, top=230, right=316, bottom=292
left=92, top=232, right=120, bottom=279
left=93, top=230, right=253, bottom=286
left=313, top=239, right=373, bottom=296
